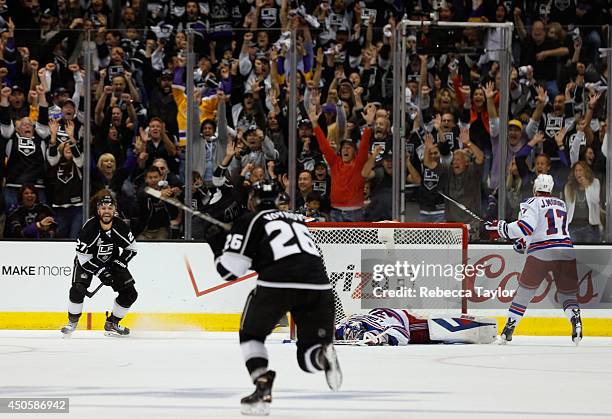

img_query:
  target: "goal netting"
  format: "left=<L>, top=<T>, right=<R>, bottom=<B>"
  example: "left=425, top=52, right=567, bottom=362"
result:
left=290, top=222, right=468, bottom=338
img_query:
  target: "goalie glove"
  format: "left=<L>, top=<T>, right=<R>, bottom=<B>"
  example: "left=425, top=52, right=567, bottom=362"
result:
left=363, top=331, right=389, bottom=346
left=513, top=237, right=526, bottom=254
left=485, top=220, right=510, bottom=240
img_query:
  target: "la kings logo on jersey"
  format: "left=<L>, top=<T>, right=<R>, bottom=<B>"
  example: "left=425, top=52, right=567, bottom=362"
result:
left=260, top=7, right=277, bottom=28
left=96, top=238, right=114, bottom=262
left=57, top=164, right=74, bottom=184
left=17, top=135, right=36, bottom=157
left=545, top=115, right=563, bottom=138
left=423, top=169, right=440, bottom=191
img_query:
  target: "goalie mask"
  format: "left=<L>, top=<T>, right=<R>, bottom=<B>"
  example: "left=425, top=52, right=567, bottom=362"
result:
left=343, top=320, right=367, bottom=341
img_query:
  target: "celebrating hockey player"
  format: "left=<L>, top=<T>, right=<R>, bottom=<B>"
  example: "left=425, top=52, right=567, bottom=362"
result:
left=60, top=193, right=138, bottom=337
left=335, top=308, right=497, bottom=345
left=486, top=174, right=582, bottom=345
left=215, top=180, right=341, bottom=416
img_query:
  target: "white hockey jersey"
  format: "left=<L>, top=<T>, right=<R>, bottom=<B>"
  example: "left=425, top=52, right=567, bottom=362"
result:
left=506, top=196, right=575, bottom=261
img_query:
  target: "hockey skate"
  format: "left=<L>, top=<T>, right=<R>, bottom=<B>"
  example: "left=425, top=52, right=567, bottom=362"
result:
left=318, top=344, right=342, bottom=391
left=60, top=321, right=78, bottom=337
left=499, top=318, right=517, bottom=344
left=571, top=309, right=582, bottom=346
left=104, top=320, right=130, bottom=337
left=240, top=370, right=276, bottom=416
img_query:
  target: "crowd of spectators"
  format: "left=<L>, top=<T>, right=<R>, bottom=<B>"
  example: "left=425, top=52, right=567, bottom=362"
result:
left=0, top=0, right=609, bottom=243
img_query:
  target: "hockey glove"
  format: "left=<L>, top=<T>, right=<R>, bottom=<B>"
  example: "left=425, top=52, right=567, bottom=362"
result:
left=363, top=331, right=389, bottom=346
left=111, top=259, right=128, bottom=273
left=97, top=268, right=113, bottom=286
left=485, top=220, right=509, bottom=240
left=513, top=238, right=526, bottom=254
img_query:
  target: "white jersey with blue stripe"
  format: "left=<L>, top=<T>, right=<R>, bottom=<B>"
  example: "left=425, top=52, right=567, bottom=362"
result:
left=506, top=196, right=575, bottom=261
left=335, top=309, right=412, bottom=345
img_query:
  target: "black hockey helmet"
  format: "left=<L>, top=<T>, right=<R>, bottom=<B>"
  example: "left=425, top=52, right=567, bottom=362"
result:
left=96, top=193, right=116, bottom=209
left=250, top=180, right=281, bottom=211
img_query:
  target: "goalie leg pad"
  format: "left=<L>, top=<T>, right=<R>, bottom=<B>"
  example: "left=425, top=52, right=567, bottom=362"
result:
left=427, top=316, right=498, bottom=344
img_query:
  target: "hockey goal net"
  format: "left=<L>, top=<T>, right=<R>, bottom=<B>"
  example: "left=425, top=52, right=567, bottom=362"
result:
left=290, top=222, right=469, bottom=339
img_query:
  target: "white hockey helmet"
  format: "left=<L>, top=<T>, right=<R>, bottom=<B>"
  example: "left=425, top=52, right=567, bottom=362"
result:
left=533, top=174, right=554, bottom=194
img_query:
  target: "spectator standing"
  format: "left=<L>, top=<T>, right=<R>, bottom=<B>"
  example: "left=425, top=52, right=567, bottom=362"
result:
left=46, top=119, right=84, bottom=238
left=309, top=102, right=374, bottom=222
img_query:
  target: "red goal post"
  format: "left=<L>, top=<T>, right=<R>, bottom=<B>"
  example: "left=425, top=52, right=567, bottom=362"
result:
left=289, top=222, right=469, bottom=340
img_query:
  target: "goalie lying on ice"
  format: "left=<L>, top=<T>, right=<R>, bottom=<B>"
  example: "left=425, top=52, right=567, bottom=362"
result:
left=335, top=308, right=497, bottom=345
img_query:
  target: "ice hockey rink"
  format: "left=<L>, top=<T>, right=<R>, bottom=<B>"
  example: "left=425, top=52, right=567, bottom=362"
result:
left=1, top=331, right=611, bottom=419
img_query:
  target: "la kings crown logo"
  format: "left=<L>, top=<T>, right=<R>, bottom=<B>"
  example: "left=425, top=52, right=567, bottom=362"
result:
left=96, top=239, right=114, bottom=262
left=17, top=135, right=36, bottom=157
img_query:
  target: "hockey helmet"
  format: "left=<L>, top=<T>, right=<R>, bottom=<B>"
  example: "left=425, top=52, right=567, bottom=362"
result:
left=343, top=320, right=366, bottom=341
left=250, top=180, right=281, bottom=210
left=533, top=174, right=554, bottom=194
left=96, top=194, right=116, bottom=209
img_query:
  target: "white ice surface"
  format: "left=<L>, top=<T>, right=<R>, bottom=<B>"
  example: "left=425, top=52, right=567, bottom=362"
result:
left=1, top=331, right=611, bottom=419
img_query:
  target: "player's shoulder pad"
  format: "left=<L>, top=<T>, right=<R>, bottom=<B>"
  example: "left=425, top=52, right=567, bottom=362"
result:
left=81, top=216, right=99, bottom=232
left=112, top=217, right=134, bottom=241
left=230, top=212, right=259, bottom=233
left=78, top=216, right=101, bottom=243
left=112, top=216, right=130, bottom=230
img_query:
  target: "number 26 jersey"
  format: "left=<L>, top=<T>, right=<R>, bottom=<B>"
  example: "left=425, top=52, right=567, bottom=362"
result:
left=218, top=210, right=330, bottom=289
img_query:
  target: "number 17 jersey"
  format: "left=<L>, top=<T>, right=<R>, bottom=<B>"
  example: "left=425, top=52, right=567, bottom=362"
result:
left=508, top=196, right=575, bottom=261
left=221, top=210, right=330, bottom=289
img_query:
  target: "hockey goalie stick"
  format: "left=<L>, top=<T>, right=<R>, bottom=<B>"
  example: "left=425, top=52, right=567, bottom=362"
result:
left=438, top=191, right=485, bottom=223
left=144, top=187, right=232, bottom=231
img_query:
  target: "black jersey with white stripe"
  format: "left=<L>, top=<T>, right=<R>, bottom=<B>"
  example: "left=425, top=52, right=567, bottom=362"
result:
left=217, top=210, right=329, bottom=289
left=75, top=216, right=137, bottom=274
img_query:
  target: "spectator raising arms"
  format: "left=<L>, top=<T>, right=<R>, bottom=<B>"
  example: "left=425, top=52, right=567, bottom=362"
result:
left=309, top=102, right=374, bottom=222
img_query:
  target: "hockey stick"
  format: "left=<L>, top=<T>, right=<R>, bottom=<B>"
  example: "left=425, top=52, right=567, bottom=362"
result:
left=438, top=191, right=485, bottom=223
left=85, top=282, right=103, bottom=298
left=144, top=187, right=232, bottom=231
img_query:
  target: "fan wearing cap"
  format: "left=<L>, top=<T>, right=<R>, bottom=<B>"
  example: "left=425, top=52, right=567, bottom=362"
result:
left=8, top=84, right=28, bottom=120
left=490, top=117, right=533, bottom=191
left=308, top=102, right=374, bottom=222
left=485, top=174, right=583, bottom=346
left=144, top=69, right=178, bottom=138
left=0, top=84, right=50, bottom=209
left=60, top=192, right=139, bottom=337
left=297, top=117, right=322, bottom=171
left=231, top=90, right=266, bottom=134
left=362, top=146, right=422, bottom=221
left=230, top=124, right=278, bottom=176
left=40, top=8, right=60, bottom=40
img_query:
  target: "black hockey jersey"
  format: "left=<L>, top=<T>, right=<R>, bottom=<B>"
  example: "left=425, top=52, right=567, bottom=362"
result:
left=216, top=210, right=330, bottom=289
left=75, top=216, right=137, bottom=275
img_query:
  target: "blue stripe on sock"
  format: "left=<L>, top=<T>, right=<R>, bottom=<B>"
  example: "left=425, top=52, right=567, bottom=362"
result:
left=509, top=308, right=525, bottom=317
